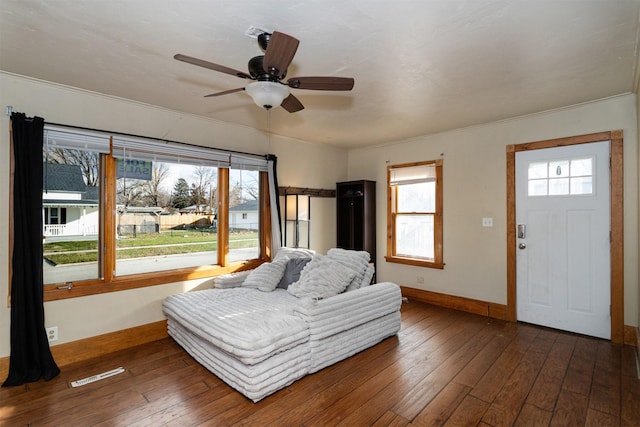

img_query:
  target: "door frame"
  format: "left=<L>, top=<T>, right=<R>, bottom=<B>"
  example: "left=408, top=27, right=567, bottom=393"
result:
left=506, top=130, right=624, bottom=343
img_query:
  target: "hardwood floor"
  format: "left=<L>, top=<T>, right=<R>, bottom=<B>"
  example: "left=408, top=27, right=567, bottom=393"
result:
left=2, top=300, right=639, bottom=426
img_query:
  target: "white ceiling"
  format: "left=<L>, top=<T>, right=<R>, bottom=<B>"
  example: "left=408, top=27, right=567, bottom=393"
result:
left=1, top=0, right=639, bottom=149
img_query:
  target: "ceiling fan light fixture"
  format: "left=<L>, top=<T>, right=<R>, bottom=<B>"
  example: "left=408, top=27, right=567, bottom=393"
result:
left=245, top=81, right=289, bottom=110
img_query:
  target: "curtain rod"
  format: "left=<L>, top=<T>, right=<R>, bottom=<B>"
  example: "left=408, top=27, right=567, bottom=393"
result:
left=44, top=120, right=269, bottom=161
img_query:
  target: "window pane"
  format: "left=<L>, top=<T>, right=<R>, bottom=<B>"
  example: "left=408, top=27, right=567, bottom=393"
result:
left=528, top=162, right=548, bottom=179
left=549, top=160, right=569, bottom=178
left=43, top=148, right=101, bottom=284
left=570, top=177, right=593, bottom=195
left=228, top=168, right=260, bottom=262
left=528, top=179, right=548, bottom=196
left=395, top=214, right=434, bottom=259
left=397, top=181, right=435, bottom=212
left=115, top=162, right=218, bottom=275
left=571, top=158, right=592, bottom=177
left=549, top=178, right=569, bottom=195
left=528, top=157, right=594, bottom=197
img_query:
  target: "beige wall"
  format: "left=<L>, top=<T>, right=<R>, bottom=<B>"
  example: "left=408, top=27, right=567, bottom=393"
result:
left=0, top=72, right=347, bottom=358
left=348, top=94, right=639, bottom=328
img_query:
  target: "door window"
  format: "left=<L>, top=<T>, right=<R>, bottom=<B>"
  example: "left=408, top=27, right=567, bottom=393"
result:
left=527, top=157, right=594, bottom=196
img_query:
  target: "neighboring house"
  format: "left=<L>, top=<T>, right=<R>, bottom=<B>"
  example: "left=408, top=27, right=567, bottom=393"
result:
left=42, top=163, right=99, bottom=238
left=229, top=199, right=258, bottom=231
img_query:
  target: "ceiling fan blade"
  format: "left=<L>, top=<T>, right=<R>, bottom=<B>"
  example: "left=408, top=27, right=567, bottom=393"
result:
left=204, top=87, right=245, bottom=98
left=286, top=76, right=354, bottom=91
left=263, top=31, right=299, bottom=78
left=174, top=54, right=253, bottom=79
left=281, top=94, right=304, bottom=113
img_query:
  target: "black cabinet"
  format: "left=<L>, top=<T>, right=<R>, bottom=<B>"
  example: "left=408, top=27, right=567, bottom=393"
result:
left=336, top=180, right=376, bottom=263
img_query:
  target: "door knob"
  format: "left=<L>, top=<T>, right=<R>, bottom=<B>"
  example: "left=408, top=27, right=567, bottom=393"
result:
left=519, top=243, right=526, bottom=249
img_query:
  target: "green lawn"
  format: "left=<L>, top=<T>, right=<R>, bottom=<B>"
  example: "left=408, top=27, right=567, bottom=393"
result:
left=43, top=231, right=259, bottom=265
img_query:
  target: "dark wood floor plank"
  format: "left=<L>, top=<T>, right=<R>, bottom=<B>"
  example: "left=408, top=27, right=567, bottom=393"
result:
left=127, top=384, right=236, bottom=427
left=412, top=382, right=471, bottom=426
left=443, top=395, right=489, bottom=426
left=452, top=328, right=516, bottom=389
left=392, top=319, right=506, bottom=420
left=595, top=340, right=622, bottom=375
left=481, top=348, right=547, bottom=426
left=620, top=374, right=640, bottom=426
left=514, top=403, right=552, bottom=426
left=469, top=325, right=540, bottom=403
left=589, top=369, right=620, bottom=416
left=585, top=408, right=619, bottom=426
left=561, top=338, right=598, bottom=397
left=96, top=380, right=211, bottom=426
left=549, top=389, right=589, bottom=426
left=2, top=302, right=638, bottom=427
left=371, top=410, right=411, bottom=427
left=38, top=389, right=148, bottom=427
left=526, top=337, right=576, bottom=411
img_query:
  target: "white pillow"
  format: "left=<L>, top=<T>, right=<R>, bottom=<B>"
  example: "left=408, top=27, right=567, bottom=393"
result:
left=274, top=247, right=315, bottom=261
left=287, top=255, right=356, bottom=299
left=242, top=257, right=289, bottom=292
left=326, top=248, right=371, bottom=291
left=213, top=270, right=251, bottom=289
left=360, top=264, right=375, bottom=287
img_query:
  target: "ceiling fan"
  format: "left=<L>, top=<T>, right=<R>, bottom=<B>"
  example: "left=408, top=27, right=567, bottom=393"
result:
left=174, top=31, right=354, bottom=113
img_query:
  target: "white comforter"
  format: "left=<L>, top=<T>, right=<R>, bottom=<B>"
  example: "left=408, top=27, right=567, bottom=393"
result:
left=163, top=287, right=308, bottom=364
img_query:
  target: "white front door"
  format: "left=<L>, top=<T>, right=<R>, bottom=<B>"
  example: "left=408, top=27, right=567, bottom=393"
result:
left=515, top=141, right=610, bottom=339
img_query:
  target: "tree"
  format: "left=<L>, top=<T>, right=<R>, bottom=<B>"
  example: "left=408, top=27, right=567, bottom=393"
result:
left=116, top=178, right=146, bottom=207
left=142, top=163, right=170, bottom=207
left=231, top=170, right=259, bottom=204
left=188, top=166, right=217, bottom=212
left=190, top=183, right=207, bottom=207
left=45, top=148, right=99, bottom=186
left=171, top=178, right=191, bottom=209
left=229, top=182, right=243, bottom=208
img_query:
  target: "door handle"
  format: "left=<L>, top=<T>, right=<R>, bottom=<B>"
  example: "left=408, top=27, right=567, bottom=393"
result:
left=517, top=224, right=526, bottom=239
left=519, top=243, right=526, bottom=250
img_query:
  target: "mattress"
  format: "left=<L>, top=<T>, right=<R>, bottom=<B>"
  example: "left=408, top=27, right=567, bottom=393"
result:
left=308, top=311, right=401, bottom=372
left=168, top=319, right=310, bottom=402
left=163, top=287, right=309, bottom=364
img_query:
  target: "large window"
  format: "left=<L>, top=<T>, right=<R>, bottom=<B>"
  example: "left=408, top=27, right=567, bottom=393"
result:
left=386, top=160, right=443, bottom=269
left=40, top=125, right=270, bottom=300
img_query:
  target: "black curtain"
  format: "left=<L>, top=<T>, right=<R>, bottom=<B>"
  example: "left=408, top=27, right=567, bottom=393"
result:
left=3, top=113, right=60, bottom=386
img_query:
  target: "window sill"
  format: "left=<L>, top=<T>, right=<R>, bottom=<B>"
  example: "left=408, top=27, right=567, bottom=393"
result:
left=385, top=255, right=444, bottom=270
left=42, top=259, right=265, bottom=302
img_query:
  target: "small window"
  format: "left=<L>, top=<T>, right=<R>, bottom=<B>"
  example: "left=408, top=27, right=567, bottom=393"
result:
left=386, top=160, right=443, bottom=269
left=528, top=157, right=594, bottom=196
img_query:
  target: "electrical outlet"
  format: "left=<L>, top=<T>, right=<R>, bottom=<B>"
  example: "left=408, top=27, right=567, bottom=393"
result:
left=482, top=217, right=493, bottom=227
left=46, top=326, right=58, bottom=342
left=417, top=276, right=425, bottom=284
